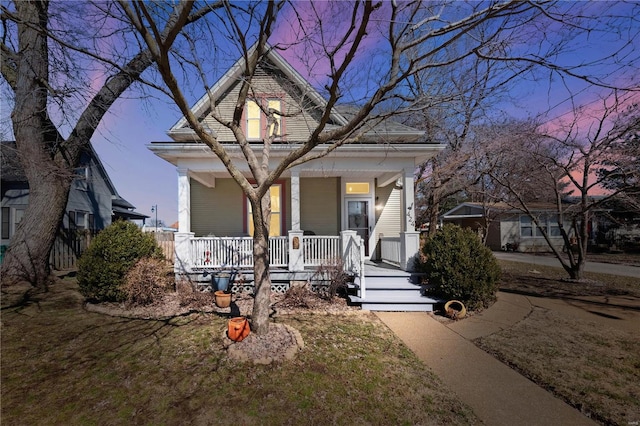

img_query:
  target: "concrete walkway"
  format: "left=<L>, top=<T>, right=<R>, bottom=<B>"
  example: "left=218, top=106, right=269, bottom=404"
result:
left=375, top=292, right=598, bottom=426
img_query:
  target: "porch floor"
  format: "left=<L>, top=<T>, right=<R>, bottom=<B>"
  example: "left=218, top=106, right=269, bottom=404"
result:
left=348, top=261, right=439, bottom=312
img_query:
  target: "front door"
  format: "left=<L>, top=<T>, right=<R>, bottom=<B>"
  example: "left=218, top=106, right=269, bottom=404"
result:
left=347, top=199, right=371, bottom=255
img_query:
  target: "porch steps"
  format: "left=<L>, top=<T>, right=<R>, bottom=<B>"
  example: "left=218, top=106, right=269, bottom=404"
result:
left=348, top=275, right=440, bottom=312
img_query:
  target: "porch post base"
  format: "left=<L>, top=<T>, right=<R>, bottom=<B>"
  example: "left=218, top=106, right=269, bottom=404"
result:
left=400, top=231, right=420, bottom=272
left=174, top=232, right=195, bottom=275
left=288, top=230, right=304, bottom=272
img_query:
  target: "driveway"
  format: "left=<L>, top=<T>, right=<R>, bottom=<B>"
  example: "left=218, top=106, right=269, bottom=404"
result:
left=494, top=251, right=640, bottom=278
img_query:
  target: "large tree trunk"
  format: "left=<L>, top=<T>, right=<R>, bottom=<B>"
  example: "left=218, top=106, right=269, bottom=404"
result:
left=250, top=193, right=273, bottom=335
left=0, top=1, right=68, bottom=288
left=1, top=1, right=192, bottom=290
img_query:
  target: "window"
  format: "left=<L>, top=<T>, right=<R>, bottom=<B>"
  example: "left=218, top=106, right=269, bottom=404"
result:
left=247, top=184, right=283, bottom=237
left=1, top=207, right=25, bottom=239
left=68, top=211, right=76, bottom=229
left=520, top=214, right=562, bottom=238
left=14, top=208, right=24, bottom=230
left=68, top=211, right=91, bottom=230
left=346, top=182, right=370, bottom=195
left=76, top=212, right=86, bottom=229
left=246, top=100, right=261, bottom=140
left=74, top=166, right=90, bottom=190
left=267, top=99, right=282, bottom=137
left=245, top=97, right=284, bottom=140
left=1, top=207, right=9, bottom=239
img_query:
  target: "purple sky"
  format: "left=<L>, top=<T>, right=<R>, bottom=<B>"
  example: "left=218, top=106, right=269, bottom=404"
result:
left=3, top=2, right=637, bottom=226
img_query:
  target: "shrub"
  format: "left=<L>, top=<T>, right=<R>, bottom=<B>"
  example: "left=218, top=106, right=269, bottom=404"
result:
left=176, top=280, right=214, bottom=308
left=122, top=258, right=174, bottom=307
left=311, top=257, right=351, bottom=301
left=78, top=221, right=163, bottom=302
left=420, top=224, right=500, bottom=310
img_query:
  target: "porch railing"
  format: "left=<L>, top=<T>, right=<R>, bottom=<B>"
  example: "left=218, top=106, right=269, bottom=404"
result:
left=380, top=236, right=401, bottom=266
left=191, top=236, right=288, bottom=269
left=303, top=236, right=341, bottom=267
left=184, top=232, right=365, bottom=298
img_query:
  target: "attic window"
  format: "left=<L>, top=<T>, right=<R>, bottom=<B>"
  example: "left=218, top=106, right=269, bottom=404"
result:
left=245, top=97, right=284, bottom=141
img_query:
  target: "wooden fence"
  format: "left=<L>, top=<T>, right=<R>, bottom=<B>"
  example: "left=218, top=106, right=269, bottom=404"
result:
left=48, top=230, right=175, bottom=270
left=154, top=232, right=175, bottom=262
left=49, top=230, right=94, bottom=270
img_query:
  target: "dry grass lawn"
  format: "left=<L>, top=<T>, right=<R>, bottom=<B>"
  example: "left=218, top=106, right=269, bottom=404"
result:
left=1, top=276, right=478, bottom=425
left=477, top=259, right=640, bottom=426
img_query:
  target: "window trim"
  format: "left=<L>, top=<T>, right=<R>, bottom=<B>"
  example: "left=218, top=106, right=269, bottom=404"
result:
left=243, top=94, right=286, bottom=141
left=1, top=207, right=10, bottom=239
left=519, top=214, right=562, bottom=238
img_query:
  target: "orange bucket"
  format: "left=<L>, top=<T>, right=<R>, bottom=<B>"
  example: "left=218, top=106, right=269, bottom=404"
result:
left=228, top=317, right=250, bottom=342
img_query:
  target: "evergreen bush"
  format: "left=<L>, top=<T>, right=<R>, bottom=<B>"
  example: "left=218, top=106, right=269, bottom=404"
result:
left=78, top=221, right=163, bottom=302
left=420, top=224, right=500, bottom=310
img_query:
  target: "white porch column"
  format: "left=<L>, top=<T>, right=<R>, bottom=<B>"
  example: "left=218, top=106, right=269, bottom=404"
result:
left=288, top=230, right=304, bottom=272
left=177, top=167, right=191, bottom=233
left=174, top=231, right=194, bottom=275
left=400, top=166, right=420, bottom=271
left=175, top=167, right=194, bottom=275
left=401, top=166, right=416, bottom=232
left=290, top=168, right=301, bottom=231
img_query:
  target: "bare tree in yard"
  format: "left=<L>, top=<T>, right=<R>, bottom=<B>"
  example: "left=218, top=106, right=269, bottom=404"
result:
left=486, top=95, right=640, bottom=279
left=413, top=1, right=640, bottom=236
left=118, top=0, right=632, bottom=335
left=0, top=1, right=217, bottom=291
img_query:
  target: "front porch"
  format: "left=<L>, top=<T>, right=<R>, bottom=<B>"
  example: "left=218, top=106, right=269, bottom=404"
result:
left=174, top=232, right=435, bottom=311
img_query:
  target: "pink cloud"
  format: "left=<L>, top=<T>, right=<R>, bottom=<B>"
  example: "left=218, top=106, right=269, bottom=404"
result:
left=541, top=90, right=640, bottom=197
left=271, top=2, right=388, bottom=90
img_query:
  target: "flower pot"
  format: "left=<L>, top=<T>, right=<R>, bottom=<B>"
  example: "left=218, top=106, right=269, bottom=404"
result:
left=213, top=272, right=231, bottom=292
left=227, top=317, right=250, bottom=342
left=214, top=290, right=231, bottom=308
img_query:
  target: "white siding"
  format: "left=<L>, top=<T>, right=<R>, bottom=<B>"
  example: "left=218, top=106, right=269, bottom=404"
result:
left=202, top=67, right=321, bottom=143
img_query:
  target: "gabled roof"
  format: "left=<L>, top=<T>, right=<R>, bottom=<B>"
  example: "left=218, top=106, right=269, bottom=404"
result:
left=1, top=141, right=147, bottom=219
left=441, top=201, right=563, bottom=220
left=167, top=43, right=425, bottom=143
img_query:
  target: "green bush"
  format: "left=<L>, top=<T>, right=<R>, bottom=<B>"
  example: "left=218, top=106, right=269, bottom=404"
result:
left=420, top=224, right=500, bottom=310
left=78, top=221, right=163, bottom=302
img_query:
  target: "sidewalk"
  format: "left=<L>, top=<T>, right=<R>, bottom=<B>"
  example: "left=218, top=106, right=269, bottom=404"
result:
left=375, top=292, right=597, bottom=426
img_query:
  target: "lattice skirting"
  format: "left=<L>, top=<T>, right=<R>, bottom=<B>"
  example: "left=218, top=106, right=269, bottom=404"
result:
left=222, top=282, right=329, bottom=294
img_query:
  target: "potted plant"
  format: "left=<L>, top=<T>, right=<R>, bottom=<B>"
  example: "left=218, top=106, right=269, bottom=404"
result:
left=213, top=271, right=231, bottom=292
left=214, top=290, right=231, bottom=308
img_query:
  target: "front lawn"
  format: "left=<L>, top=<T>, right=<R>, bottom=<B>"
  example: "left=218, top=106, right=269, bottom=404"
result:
left=1, top=276, right=477, bottom=425
left=477, top=260, right=640, bottom=425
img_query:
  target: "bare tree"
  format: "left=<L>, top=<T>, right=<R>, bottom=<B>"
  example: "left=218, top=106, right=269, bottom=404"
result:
left=412, top=1, right=640, bottom=235
left=486, top=94, right=639, bottom=279
left=118, top=0, right=639, bottom=334
left=0, top=1, right=218, bottom=291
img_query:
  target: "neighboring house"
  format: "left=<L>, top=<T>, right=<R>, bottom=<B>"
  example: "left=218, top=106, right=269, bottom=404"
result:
left=1, top=141, right=148, bottom=251
left=148, top=45, right=443, bottom=281
left=441, top=202, right=574, bottom=253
